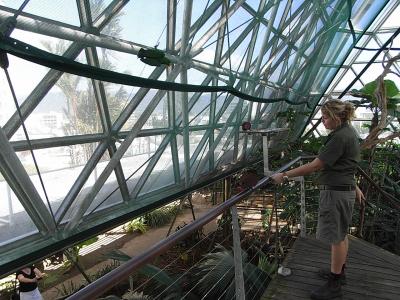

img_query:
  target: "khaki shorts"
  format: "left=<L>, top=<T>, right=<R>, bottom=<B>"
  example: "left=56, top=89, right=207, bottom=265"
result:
left=316, top=190, right=355, bottom=244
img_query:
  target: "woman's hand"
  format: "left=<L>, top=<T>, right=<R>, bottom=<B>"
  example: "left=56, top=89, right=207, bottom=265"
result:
left=271, top=173, right=284, bottom=184
left=34, top=268, right=46, bottom=280
left=355, top=185, right=365, bottom=204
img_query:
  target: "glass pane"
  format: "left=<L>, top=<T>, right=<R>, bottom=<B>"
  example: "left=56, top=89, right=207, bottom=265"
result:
left=90, top=0, right=113, bottom=21
left=61, top=149, right=122, bottom=222
left=189, top=93, right=210, bottom=126
left=25, top=0, right=80, bottom=26
left=104, top=0, right=167, bottom=47
left=121, top=135, right=166, bottom=194
left=20, top=144, right=99, bottom=214
left=0, top=181, right=38, bottom=246
left=12, top=74, right=100, bottom=140
left=139, top=142, right=175, bottom=195
left=214, top=127, right=234, bottom=166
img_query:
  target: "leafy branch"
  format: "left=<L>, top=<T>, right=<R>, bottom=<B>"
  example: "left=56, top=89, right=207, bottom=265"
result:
left=349, top=53, right=400, bottom=149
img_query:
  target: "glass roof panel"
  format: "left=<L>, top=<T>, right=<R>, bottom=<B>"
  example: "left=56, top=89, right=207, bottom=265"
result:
left=0, top=0, right=396, bottom=274
left=24, top=0, right=80, bottom=26
left=90, top=0, right=113, bottom=22
left=139, top=141, right=175, bottom=195
left=0, top=181, right=38, bottom=246
left=110, top=0, right=167, bottom=47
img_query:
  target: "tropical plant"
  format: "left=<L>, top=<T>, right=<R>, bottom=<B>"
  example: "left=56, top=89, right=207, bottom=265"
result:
left=105, top=250, right=183, bottom=299
left=257, top=255, right=278, bottom=277
left=123, top=218, right=148, bottom=234
left=63, top=236, right=99, bottom=270
left=90, top=260, right=120, bottom=281
left=41, top=0, right=126, bottom=165
left=143, top=203, right=180, bottom=228
left=174, top=221, right=203, bottom=249
left=193, top=245, right=268, bottom=300
left=123, top=291, right=152, bottom=299
left=349, top=54, right=400, bottom=149
left=0, top=279, right=14, bottom=299
left=261, top=208, right=272, bottom=231
left=55, top=280, right=85, bottom=298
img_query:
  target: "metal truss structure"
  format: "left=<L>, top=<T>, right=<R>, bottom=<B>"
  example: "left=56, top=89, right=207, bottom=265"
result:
left=0, top=0, right=398, bottom=274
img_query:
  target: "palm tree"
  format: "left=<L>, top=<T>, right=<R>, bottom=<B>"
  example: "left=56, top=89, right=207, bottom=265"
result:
left=41, top=0, right=126, bottom=165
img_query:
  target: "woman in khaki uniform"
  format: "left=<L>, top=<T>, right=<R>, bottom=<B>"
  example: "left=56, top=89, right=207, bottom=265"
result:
left=272, top=100, right=365, bottom=300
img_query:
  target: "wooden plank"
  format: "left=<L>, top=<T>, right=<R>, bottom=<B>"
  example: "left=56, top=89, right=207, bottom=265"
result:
left=281, top=267, right=400, bottom=291
left=270, top=272, right=399, bottom=300
left=292, top=247, right=400, bottom=274
left=348, top=235, right=400, bottom=267
left=266, top=278, right=391, bottom=300
left=286, top=262, right=400, bottom=283
left=290, top=255, right=400, bottom=276
left=262, top=235, right=400, bottom=300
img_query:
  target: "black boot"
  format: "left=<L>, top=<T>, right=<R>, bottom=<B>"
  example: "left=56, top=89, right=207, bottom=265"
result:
left=310, top=273, right=342, bottom=299
left=317, top=267, right=346, bottom=285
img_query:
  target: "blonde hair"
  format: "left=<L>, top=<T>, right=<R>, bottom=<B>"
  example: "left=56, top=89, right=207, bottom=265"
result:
left=321, top=100, right=355, bottom=124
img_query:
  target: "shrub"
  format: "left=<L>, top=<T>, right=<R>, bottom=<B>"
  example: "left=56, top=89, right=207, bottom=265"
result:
left=123, top=218, right=148, bottom=234
left=143, top=204, right=180, bottom=228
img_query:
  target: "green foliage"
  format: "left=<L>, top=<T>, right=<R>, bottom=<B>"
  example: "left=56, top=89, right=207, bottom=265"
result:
left=302, top=135, right=324, bottom=155
left=261, top=208, right=271, bottom=231
left=277, top=108, right=311, bottom=128
left=257, top=256, right=278, bottom=277
left=121, top=291, right=152, bottom=299
left=97, top=296, right=122, bottom=300
left=143, top=203, right=180, bottom=228
left=55, top=280, right=84, bottom=297
left=0, top=279, right=14, bottom=298
left=358, top=79, right=399, bottom=107
left=356, top=145, right=400, bottom=254
left=194, top=245, right=268, bottom=300
left=64, top=237, right=99, bottom=268
left=104, top=250, right=183, bottom=299
left=175, top=221, right=203, bottom=248
left=123, top=218, right=148, bottom=234
left=90, top=260, right=120, bottom=281
left=38, top=272, right=62, bottom=290
left=104, top=249, right=132, bottom=262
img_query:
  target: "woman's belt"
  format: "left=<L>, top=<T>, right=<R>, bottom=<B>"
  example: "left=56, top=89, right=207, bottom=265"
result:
left=319, top=185, right=355, bottom=191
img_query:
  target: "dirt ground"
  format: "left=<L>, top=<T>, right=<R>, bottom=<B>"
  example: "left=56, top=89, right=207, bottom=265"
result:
left=41, top=193, right=216, bottom=300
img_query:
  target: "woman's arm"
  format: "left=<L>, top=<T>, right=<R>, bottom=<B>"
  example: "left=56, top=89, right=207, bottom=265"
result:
left=271, top=158, right=324, bottom=184
left=17, top=274, right=37, bottom=283
left=33, top=268, right=45, bottom=279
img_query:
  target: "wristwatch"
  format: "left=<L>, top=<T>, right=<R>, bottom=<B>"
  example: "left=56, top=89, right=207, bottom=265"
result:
left=282, top=172, right=289, bottom=183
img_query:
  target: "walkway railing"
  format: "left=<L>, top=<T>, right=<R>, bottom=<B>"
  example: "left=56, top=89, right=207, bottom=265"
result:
left=67, top=157, right=306, bottom=300
left=66, top=155, right=394, bottom=300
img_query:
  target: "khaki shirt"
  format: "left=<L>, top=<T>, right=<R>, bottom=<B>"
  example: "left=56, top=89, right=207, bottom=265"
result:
left=317, top=123, right=360, bottom=185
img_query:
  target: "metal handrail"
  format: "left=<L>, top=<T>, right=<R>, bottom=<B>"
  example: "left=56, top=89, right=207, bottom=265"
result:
left=67, top=157, right=303, bottom=299
left=68, top=155, right=400, bottom=299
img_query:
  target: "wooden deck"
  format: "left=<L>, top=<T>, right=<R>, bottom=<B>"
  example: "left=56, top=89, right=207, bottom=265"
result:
left=261, top=235, right=400, bottom=300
